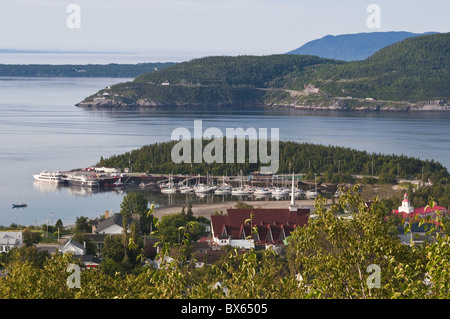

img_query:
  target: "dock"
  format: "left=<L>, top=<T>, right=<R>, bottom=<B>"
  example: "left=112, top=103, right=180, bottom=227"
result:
left=58, top=168, right=311, bottom=190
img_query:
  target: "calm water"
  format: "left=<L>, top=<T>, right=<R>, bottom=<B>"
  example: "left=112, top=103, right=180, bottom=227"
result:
left=1, top=77, right=450, bottom=227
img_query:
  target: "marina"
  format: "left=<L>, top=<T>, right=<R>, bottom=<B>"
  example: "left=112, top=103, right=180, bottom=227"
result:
left=31, top=167, right=319, bottom=201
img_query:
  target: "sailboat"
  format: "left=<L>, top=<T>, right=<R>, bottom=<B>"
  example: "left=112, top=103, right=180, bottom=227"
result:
left=12, top=190, right=27, bottom=209
left=212, top=176, right=229, bottom=195
left=231, top=172, right=250, bottom=196
left=160, top=173, right=179, bottom=194
left=305, top=174, right=319, bottom=199
left=254, top=187, right=272, bottom=196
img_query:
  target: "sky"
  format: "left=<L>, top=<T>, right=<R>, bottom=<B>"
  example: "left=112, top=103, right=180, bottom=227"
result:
left=0, top=0, right=449, bottom=62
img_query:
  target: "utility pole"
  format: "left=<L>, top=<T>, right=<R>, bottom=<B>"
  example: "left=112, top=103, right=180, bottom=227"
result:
left=371, top=159, right=374, bottom=176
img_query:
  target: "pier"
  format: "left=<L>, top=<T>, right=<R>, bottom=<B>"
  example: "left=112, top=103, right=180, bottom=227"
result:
left=29, top=166, right=357, bottom=201
left=56, top=167, right=320, bottom=191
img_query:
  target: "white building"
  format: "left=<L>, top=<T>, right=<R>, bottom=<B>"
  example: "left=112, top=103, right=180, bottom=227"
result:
left=0, top=231, right=22, bottom=253
left=94, top=212, right=129, bottom=235
left=393, top=192, right=448, bottom=218
left=59, top=239, right=86, bottom=256
left=398, top=193, right=415, bottom=214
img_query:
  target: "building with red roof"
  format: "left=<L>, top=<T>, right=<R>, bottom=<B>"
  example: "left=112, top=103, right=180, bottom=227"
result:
left=210, top=174, right=310, bottom=249
left=211, top=208, right=309, bottom=246
left=392, top=193, right=448, bottom=219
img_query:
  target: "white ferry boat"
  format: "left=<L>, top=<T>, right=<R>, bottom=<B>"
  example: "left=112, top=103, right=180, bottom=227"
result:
left=64, top=174, right=100, bottom=188
left=33, top=171, right=64, bottom=184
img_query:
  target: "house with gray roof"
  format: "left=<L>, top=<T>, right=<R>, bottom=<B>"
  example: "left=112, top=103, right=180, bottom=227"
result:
left=58, top=239, right=100, bottom=269
left=94, top=213, right=129, bottom=235
left=0, top=231, right=22, bottom=253
left=59, top=239, right=86, bottom=255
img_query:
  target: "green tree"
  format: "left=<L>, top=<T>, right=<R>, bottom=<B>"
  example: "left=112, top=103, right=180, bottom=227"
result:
left=5, top=246, right=50, bottom=268
left=120, top=192, right=152, bottom=234
left=186, top=202, right=194, bottom=221
left=22, top=229, right=42, bottom=246
left=286, top=186, right=418, bottom=298
left=55, top=219, right=63, bottom=229
left=157, top=214, right=188, bottom=244
left=102, top=235, right=125, bottom=263
left=75, top=216, right=91, bottom=234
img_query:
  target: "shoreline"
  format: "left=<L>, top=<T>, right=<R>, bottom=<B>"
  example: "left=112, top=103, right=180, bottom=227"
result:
left=75, top=101, right=450, bottom=113
left=152, top=199, right=326, bottom=219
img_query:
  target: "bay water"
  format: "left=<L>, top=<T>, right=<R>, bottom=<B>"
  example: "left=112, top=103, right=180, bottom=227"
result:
left=1, top=76, right=449, bottom=227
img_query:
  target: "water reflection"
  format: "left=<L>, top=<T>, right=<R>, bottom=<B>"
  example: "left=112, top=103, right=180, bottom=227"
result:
left=33, top=181, right=61, bottom=194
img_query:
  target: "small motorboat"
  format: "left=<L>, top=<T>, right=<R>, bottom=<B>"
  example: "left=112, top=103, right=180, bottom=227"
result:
left=12, top=203, right=28, bottom=209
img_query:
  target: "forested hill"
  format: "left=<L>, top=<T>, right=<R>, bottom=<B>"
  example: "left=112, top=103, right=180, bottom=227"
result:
left=0, top=62, right=176, bottom=78
left=97, top=139, right=450, bottom=185
left=300, top=32, right=450, bottom=103
left=76, top=55, right=337, bottom=108
left=77, top=33, right=450, bottom=111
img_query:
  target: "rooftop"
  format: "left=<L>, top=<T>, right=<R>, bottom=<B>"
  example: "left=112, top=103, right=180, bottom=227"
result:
left=211, top=208, right=309, bottom=245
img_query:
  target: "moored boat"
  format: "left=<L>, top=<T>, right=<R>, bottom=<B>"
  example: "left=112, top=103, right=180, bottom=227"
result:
left=161, top=186, right=179, bottom=194
left=214, top=187, right=231, bottom=195
left=112, top=179, right=124, bottom=188
left=33, top=171, right=63, bottom=184
left=64, top=173, right=100, bottom=188
left=12, top=203, right=28, bottom=209
left=231, top=188, right=250, bottom=196
left=253, top=187, right=272, bottom=196
left=305, top=190, right=319, bottom=199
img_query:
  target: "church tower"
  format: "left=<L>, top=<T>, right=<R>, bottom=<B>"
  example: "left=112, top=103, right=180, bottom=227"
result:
left=398, top=193, right=414, bottom=214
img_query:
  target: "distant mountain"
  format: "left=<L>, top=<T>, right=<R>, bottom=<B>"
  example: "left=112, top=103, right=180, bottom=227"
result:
left=76, top=33, right=450, bottom=111
left=286, top=31, right=438, bottom=61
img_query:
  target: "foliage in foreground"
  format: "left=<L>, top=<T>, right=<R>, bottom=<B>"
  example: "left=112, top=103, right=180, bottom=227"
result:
left=0, top=188, right=448, bottom=299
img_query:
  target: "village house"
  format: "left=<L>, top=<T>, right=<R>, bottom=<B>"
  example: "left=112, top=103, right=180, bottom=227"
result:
left=59, top=238, right=86, bottom=255
left=210, top=179, right=310, bottom=250
left=58, top=239, right=100, bottom=269
left=0, top=231, right=22, bottom=254
left=93, top=211, right=130, bottom=235
left=88, top=210, right=138, bottom=256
